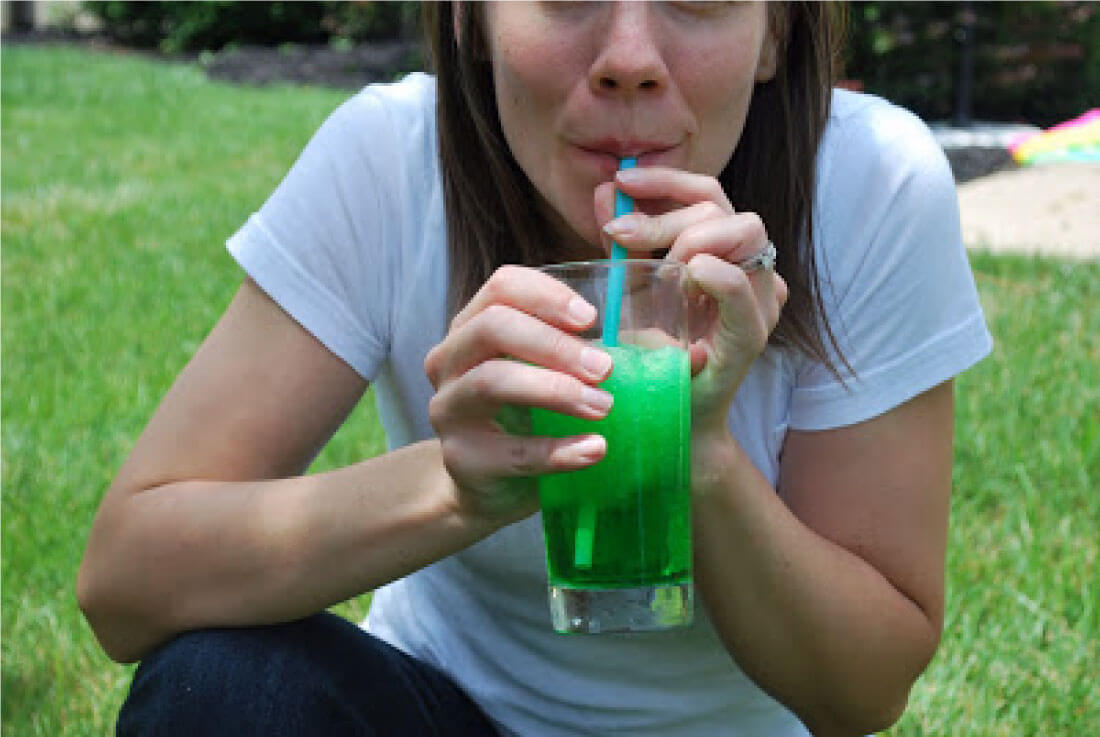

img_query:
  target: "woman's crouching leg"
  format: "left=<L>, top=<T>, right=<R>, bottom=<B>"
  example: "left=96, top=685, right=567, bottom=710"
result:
left=116, top=612, right=498, bottom=737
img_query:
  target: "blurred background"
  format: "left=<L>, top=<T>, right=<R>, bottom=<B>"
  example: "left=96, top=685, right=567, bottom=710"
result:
left=3, top=1, right=1097, bottom=123
left=5, top=0, right=1098, bottom=186
left=3, top=2, right=1098, bottom=736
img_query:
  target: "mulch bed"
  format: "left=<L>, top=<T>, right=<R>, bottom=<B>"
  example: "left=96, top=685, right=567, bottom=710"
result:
left=944, top=147, right=1017, bottom=183
left=200, top=40, right=422, bottom=90
left=2, top=29, right=421, bottom=91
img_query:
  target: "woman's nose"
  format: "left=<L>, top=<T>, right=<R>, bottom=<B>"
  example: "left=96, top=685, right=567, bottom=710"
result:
left=588, top=3, right=669, bottom=95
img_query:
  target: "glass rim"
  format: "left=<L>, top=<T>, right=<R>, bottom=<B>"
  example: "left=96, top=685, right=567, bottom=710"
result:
left=536, top=258, right=683, bottom=274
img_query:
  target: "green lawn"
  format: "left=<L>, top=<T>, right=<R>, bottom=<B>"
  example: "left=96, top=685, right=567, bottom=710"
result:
left=2, top=44, right=1097, bottom=736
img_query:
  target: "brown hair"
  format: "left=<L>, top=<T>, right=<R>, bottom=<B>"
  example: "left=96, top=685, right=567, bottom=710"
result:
left=423, top=2, right=848, bottom=374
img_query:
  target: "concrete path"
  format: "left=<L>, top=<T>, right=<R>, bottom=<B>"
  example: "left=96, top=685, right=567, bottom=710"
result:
left=932, top=122, right=1100, bottom=261
left=957, top=163, right=1100, bottom=260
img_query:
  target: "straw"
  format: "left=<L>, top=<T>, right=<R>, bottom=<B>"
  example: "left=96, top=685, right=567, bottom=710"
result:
left=600, top=156, right=637, bottom=348
left=575, top=157, right=637, bottom=571
left=574, top=504, right=597, bottom=570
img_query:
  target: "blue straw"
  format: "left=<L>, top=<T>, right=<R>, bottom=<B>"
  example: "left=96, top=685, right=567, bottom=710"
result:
left=574, top=157, right=636, bottom=571
left=602, top=157, right=636, bottom=347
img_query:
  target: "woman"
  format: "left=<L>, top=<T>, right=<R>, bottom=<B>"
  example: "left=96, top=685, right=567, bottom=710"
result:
left=78, top=3, right=992, bottom=735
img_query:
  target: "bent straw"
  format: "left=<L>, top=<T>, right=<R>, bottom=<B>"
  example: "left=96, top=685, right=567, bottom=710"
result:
left=575, top=157, right=638, bottom=571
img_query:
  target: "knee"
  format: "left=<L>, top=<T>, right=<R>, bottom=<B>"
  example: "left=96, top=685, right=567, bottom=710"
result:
left=116, top=620, right=329, bottom=736
left=129, top=623, right=276, bottom=689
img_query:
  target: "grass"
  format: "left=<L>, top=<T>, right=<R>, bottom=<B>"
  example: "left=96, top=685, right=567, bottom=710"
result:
left=2, top=44, right=1097, bottom=736
left=1, top=44, right=382, bottom=736
left=895, top=252, right=1100, bottom=735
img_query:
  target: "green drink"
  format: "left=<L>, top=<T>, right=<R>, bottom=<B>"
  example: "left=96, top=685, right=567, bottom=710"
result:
left=533, top=344, right=691, bottom=590
left=533, top=259, right=694, bottom=634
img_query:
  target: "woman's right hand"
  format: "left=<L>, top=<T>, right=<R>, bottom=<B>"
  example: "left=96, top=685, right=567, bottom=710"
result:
left=424, top=266, right=615, bottom=528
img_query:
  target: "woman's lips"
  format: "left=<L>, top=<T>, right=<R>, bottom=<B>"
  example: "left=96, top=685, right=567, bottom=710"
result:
left=571, top=140, right=680, bottom=174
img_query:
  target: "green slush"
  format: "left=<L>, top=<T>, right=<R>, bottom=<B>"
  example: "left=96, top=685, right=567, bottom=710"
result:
left=532, top=343, right=692, bottom=590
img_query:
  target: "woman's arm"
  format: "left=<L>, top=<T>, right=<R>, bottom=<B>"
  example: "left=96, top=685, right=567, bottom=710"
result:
left=602, top=166, right=951, bottom=733
left=76, top=279, right=498, bottom=663
left=692, top=382, right=952, bottom=735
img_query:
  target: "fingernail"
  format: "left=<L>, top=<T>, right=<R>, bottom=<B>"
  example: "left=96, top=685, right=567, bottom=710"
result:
left=616, top=168, right=642, bottom=184
left=572, top=434, right=607, bottom=461
left=602, top=214, right=641, bottom=238
left=568, top=296, right=596, bottom=324
left=582, top=386, right=614, bottom=415
left=580, top=347, right=613, bottom=379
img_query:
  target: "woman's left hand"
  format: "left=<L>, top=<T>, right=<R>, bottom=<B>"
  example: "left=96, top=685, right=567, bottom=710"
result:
left=595, top=166, right=788, bottom=432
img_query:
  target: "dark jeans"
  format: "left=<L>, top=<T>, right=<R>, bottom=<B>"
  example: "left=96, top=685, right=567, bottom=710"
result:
left=116, top=612, right=500, bottom=736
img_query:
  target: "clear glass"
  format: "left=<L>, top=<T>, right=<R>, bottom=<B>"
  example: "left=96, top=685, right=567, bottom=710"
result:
left=532, top=260, right=693, bottom=634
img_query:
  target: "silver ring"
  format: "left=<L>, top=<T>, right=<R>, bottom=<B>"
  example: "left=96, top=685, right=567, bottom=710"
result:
left=737, top=241, right=776, bottom=273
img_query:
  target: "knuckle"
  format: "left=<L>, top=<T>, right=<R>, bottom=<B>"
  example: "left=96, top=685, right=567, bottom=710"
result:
left=699, top=200, right=725, bottom=220
left=467, top=362, right=499, bottom=399
left=707, top=178, right=727, bottom=204
left=755, top=317, right=771, bottom=352
left=488, top=265, right=522, bottom=297
left=481, top=302, right=513, bottom=328
left=439, top=435, right=464, bottom=468
left=547, top=371, right=579, bottom=405
left=743, top=212, right=767, bottom=240
left=647, top=214, right=667, bottom=244
left=428, top=392, right=449, bottom=432
left=496, top=264, right=523, bottom=280
left=770, top=305, right=783, bottom=331
left=774, top=274, right=790, bottom=307
left=546, top=329, right=576, bottom=365
left=472, top=305, right=514, bottom=347
left=481, top=272, right=504, bottom=302
left=507, top=438, right=546, bottom=476
left=424, top=345, right=445, bottom=386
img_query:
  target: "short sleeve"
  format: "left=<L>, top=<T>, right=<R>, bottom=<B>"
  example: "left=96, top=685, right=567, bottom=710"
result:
left=225, top=81, right=423, bottom=380
left=788, top=94, right=993, bottom=431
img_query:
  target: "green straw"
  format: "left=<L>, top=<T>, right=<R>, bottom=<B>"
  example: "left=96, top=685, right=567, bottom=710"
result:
left=574, top=505, right=597, bottom=570
left=575, top=157, right=637, bottom=571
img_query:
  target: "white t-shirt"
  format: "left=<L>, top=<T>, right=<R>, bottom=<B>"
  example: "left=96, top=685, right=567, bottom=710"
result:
left=227, top=73, right=992, bottom=736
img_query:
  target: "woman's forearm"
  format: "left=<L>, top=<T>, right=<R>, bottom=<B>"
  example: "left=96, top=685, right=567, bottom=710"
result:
left=691, top=431, right=940, bottom=735
left=77, top=439, right=495, bottom=663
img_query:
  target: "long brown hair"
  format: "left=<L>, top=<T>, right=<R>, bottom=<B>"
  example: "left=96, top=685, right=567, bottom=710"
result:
left=424, top=2, right=847, bottom=374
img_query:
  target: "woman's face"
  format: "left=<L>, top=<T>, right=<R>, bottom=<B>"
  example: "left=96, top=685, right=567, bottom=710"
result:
left=483, top=1, right=778, bottom=254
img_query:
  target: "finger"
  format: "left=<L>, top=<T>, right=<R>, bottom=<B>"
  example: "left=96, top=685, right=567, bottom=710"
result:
left=614, top=166, right=734, bottom=213
left=426, top=304, right=614, bottom=388
left=595, top=180, right=682, bottom=259
left=666, top=211, right=770, bottom=267
left=450, top=265, right=597, bottom=334
left=754, top=270, right=788, bottom=333
left=429, top=359, right=614, bottom=428
left=443, top=430, right=607, bottom=479
left=689, top=342, right=708, bottom=377
left=774, top=271, right=789, bottom=310
left=686, top=266, right=786, bottom=380
left=685, top=253, right=770, bottom=363
left=602, top=201, right=728, bottom=255
left=594, top=180, right=618, bottom=245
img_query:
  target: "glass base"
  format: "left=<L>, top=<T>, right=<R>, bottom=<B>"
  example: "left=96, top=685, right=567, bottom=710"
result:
left=548, top=581, right=694, bottom=634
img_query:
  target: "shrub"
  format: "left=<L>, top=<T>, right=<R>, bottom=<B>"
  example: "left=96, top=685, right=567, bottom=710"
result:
left=844, top=1, right=1100, bottom=126
left=83, top=1, right=419, bottom=53
left=85, top=1, right=1097, bottom=126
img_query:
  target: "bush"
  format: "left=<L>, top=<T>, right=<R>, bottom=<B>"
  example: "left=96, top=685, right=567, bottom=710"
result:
left=83, top=1, right=419, bottom=53
left=844, top=1, right=1100, bottom=126
left=85, top=1, right=1097, bottom=126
